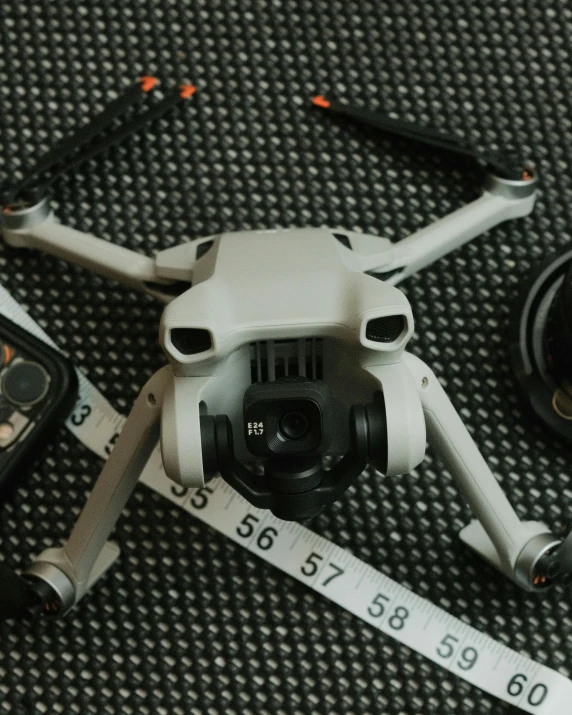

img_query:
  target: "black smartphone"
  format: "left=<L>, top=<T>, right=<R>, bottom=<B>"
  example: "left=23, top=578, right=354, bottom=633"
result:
left=0, top=314, right=78, bottom=499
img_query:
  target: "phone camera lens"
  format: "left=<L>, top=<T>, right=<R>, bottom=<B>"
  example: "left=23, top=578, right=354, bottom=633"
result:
left=2, top=361, right=50, bottom=406
left=279, top=410, right=310, bottom=440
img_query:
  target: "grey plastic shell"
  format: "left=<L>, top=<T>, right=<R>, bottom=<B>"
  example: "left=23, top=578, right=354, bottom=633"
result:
left=1, top=170, right=558, bottom=607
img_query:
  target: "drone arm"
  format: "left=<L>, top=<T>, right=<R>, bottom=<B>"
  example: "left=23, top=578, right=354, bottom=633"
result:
left=26, top=367, right=170, bottom=611
left=0, top=200, right=182, bottom=300
left=403, top=352, right=555, bottom=590
left=355, top=174, right=538, bottom=283
left=6, top=218, right=158, bottom=285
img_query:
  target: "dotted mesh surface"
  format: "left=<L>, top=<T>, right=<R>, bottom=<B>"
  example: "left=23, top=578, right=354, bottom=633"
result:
left=0, top=1, right=571, bottom=713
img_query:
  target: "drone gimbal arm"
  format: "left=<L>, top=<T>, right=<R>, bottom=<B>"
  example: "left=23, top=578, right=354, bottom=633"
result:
left=344, top=171, right=538, bottom=284
left=403, top=352, right=562, bottom=591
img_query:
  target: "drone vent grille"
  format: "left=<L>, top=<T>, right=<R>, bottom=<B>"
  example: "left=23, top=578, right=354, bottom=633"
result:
left=250, top=339, right=323, bottom=383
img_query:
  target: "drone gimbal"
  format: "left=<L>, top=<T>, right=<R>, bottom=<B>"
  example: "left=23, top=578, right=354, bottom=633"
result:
left=0, top=80, right=570, bottom=621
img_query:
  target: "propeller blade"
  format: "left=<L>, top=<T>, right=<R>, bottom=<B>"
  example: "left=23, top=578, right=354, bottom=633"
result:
left=1, top=78, right=197, bottom=206
left=311, top=95, right=529, bottom=180
left=312, top=94, right=477, bottom=159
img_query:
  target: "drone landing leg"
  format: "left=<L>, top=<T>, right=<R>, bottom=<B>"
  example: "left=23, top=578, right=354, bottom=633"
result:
left=403, top=352, right=559, bottom=591
left=26, top=367, right=171, bottom=614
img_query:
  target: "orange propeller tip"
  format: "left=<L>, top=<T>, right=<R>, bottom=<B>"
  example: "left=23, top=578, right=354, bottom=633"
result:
left=180, top=84, right=197, bottom=99
left=140, top=76, right=158, bottom=92
left=312, top=95, right=330, bottom=108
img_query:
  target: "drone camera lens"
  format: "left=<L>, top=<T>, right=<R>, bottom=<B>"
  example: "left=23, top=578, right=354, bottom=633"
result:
left=279, top=410, right=310, bottom=441
left=244, top=383, right=328, bottom=456
left=2, top=361, right=50, bottom=406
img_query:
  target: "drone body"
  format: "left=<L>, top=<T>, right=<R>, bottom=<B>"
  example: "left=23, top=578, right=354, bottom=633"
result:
left=2, top=161, right=571, bottom=622
left=1, top=79, right=571, bottom=620
left=159, top=225, right=421, bottom=484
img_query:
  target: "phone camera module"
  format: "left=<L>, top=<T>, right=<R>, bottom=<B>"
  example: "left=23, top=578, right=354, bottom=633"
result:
left=2, top=361, right=50, bottom=406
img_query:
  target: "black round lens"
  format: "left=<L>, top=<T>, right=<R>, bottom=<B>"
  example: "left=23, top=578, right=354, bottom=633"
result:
left=279, top=410, right=310, bottom=440
left=548, top=263, right=572, bottom=382
left=2, top=361, right=49, bottom=406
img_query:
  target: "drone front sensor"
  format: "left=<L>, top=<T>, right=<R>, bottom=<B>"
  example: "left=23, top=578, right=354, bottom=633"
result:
left=365, top=315, right=406, bottom=343
left=169, top=328, right=213, bottom=356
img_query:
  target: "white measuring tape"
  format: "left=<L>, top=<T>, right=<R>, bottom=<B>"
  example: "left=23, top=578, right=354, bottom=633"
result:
left=1, top=285, right=570, bottom=714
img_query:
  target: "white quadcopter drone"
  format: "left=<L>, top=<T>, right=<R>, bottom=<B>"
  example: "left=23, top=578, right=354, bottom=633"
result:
left=0, top=78, right=570, bottom=621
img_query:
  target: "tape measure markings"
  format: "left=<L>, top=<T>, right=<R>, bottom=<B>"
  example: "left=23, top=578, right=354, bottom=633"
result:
left=139, top=435, right=572, bottom=714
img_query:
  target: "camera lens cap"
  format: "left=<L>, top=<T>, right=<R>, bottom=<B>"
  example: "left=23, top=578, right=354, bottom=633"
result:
left=510, top=243, right=572, bottom=443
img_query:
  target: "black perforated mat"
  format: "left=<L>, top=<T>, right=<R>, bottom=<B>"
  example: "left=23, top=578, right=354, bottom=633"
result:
left=0, top=2, right=571, bottom=714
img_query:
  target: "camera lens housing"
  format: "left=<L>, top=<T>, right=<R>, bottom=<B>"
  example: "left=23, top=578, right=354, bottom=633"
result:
left=244, top=380, right=331, bottom=457
left=548, top=262, right=572, bottom=384
left=279, top=410, right=309, bottom=440
left=2, top=360, right=50, bottom=407
left=510, top=243, right=572, bottom=442
left=203, top=389, right=388, bottom=521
